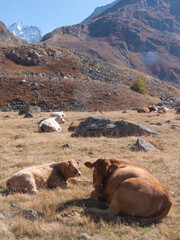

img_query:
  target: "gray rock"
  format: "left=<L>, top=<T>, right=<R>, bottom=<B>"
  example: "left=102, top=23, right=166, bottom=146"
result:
left=122, top=110, right=130, bottom=113
left=18, top=104, right=41, bottom=115
left=11, top=203, right=18, bottom=208
left=130, top=139, right=156, bottom=152
left=61, top=143, right=70, bottom=148
left=10, top=209, right=37, bottom=219
left=150, top=122, right=162, bottom=126
left=72, top=117, right=156, bottom=138
left=0, top=212, right=5, bottom=220
left=24, top=113, right=33, bottom=118
left=2, top=98, right=26, bottom=112
left=14, top=133, right=25, bottom=139
left=165, top=120, right=172, bottom=123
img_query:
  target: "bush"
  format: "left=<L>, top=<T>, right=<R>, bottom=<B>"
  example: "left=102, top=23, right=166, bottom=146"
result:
left=130, top=76, right=147, bottom=94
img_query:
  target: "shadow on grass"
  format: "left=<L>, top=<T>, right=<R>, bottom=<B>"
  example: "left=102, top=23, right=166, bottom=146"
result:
left=56, top=197, right=155, bottom=227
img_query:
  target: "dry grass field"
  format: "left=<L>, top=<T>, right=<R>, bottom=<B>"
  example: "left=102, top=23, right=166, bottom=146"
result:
left=0, top=110, right=180, bottom=240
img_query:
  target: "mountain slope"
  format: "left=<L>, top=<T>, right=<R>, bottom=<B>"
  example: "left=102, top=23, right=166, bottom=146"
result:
left=82, top=0, right=119, bottom=22
left=42, top=0, right=180, bottom=84
left=0, top=42, right=179, bottom=111
left=0, top=21, right=26, bottom=45
left=9, top=22, right=44, bottom=43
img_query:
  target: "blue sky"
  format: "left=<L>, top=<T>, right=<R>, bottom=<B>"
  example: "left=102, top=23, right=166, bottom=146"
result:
left=0, top=0, right=113, bottom=34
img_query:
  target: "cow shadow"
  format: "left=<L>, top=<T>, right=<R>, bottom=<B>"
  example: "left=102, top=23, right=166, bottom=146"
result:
left=56, top=197, right=154, bottom=226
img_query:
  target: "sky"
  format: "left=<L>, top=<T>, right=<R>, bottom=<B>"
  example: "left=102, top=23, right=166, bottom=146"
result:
left=0, top=0, right=114, bottom=34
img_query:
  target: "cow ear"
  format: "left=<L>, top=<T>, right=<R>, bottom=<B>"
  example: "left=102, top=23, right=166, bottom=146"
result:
left=76, top=161, right=79, bottom=166
left=84, top=161, right=94, bottom=168
left=50, top=162, right=56, bottom=168
left=108, top=164, right=118, bottom=173
left=66, top=162, right=70, bottom=168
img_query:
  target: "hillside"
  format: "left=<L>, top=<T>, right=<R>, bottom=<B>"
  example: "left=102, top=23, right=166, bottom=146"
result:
left=82, top=0, right=119, bottom=22
left=0, top=12, right=180, bottom=111
left=0, top=21, right=26, bottom=45
left=0, top=42, right=180, bottom=111
left=42, top=0, right=180, bottom=84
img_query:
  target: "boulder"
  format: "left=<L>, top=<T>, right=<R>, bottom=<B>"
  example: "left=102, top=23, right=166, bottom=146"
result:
left=24, top=113, right=33, bottom=118
left=71, top=117, right=156, bottom=138
left=18, top=104, right=41, bottom=115
left=130, top=139, right=156, bottom=152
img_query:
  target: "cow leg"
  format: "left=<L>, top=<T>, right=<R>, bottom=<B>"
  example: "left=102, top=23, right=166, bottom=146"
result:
left=25, top=179, right=38, bottom=194
left=53, top=180, right=68, bottom=189
left=108, top=178, right=159, bottom=217
left=87, top=207, right=118, bottom=218
left=68, top=178, right=92, bottom=185
left=91, top=190, right=104, bottom=198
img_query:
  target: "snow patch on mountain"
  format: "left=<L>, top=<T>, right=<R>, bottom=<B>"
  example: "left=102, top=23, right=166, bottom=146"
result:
left=9, top=22, right=44, bottom=43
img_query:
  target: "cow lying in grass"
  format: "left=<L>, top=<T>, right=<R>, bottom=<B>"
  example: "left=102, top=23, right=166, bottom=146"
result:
left=68, top=122, right=82, bottom=132
left=137, top=106, right=156, bottom=113
left=51, top=111, right=66, bottom=118
left=85, top=158, right=172, bottom=223
left=38, top=115, right=65, bottom=132
left=137, top=106, right=168, bottom=114
left=6, top=160, right=81, bottom=194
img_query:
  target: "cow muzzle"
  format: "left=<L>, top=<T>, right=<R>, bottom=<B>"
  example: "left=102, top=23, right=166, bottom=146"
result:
left=93, top=183, right=103, bottom=190
left=76, top=171, right=81, bottom=176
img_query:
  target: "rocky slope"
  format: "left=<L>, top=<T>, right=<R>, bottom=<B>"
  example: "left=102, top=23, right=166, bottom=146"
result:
left=82, top=0, right=119, bottom=22
left=9, top=22, right=44, bottom=43
left=0, top=42, right=179, bottom=111
left=0, top=21, right=26, bottom=45
left=42, top=0, right=180, bottom=84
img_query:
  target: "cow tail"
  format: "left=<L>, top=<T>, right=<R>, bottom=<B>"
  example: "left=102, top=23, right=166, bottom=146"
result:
left=140, top=195, right=172, bottom=224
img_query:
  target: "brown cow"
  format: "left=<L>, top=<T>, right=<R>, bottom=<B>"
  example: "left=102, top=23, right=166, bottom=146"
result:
left=68, top=122, right=81, bottom=132
left=85, top=158, right=172, bottom=223
left=137, top=107, right=150, bottom=113
left=148, top=105, right=157, bottom=112
left=6, top=160, right=81, bottom=194
left=157, top=108, right=166, bottom=114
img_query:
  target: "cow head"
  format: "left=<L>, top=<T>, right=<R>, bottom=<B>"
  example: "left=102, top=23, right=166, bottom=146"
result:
left=66, top=160, right=81, bottom=178
left=84, top=158, right=118, bottom=190
left=55, top=115, right=65, bottom=124
left=53, top=160, right=81, bottom=180
left=149, top=105, right=157, bottom=112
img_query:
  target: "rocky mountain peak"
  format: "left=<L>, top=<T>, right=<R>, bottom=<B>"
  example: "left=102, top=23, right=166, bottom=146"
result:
left=9, top=22, right=44, bottom=43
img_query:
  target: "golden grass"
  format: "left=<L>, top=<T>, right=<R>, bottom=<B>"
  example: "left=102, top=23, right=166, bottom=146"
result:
left=0, top=110, right=180, bottom=240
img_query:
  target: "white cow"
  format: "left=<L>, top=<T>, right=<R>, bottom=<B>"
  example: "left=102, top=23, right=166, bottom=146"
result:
left=156, top=106, right=169, bottom=114
left=38, top=115, right=65, bottom=132
left=50, top=111, right=66, bottom=118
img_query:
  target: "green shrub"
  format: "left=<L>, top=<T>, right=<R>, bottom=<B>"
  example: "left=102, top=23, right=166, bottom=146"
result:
left=130, top=76, right=147, bottom=94
left=31, top=100, right=37, bottom=105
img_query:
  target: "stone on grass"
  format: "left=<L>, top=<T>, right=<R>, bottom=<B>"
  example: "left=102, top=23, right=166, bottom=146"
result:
left=24, top=113, right=33, bottom=118
left=122, top=110, right=130, bottom=113
left=10, top=209, right=37, bottom=219
left=18, top=105, right=41, bottom=115
left=72, top=117, right=157, bottom=138
left=61, top=143, right=70, bottom=148
left=130, top=139, right=156, bottom=152
left=0, top=212, right=5, bottom=220
left=14, top=133, right=25, bottom=139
